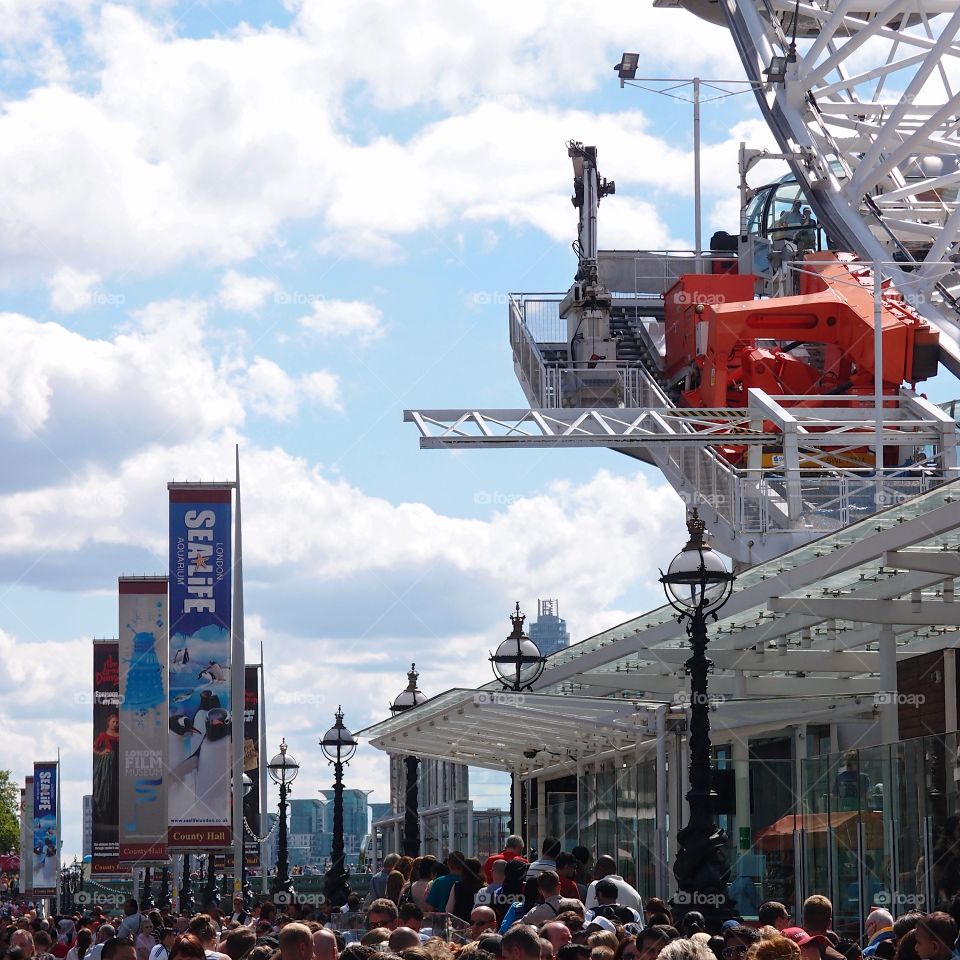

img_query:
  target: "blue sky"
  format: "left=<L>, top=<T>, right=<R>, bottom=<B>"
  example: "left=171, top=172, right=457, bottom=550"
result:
left=1, top=0, right=956, bottom=860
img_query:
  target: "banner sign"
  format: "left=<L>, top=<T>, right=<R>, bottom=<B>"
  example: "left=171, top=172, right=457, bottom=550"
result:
left=92, top=641, right=121, bottom=873
left=20, top=781, right=31, bottom=894
left=243, top=666, right=261, bottom=867
left=168, top=486, right=233, bottom=848
left=32, top=763, right=58, bottom=895
left=119, top=579, right=168, bottom=862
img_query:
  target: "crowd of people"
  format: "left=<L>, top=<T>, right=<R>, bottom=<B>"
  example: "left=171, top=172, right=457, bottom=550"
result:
left=3, top=839, right=960, bottom=960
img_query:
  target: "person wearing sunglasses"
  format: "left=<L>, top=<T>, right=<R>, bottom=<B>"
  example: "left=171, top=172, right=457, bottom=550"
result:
left=722, top=926, right=760, bottom=960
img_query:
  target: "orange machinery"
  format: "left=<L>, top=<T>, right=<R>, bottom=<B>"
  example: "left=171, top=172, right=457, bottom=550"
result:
left=664, top=252, right=939, bottom=408
left=662, top=252, right=940, bottom=468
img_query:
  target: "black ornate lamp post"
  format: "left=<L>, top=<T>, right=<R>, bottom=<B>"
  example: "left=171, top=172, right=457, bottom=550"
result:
left=158, top=863, right=170, bottom=910
left=201, top=853, right=218, bottom=909
left=180, top=854, right=194, bottom=916
left=390, top=664, right=428, bottom=857
left=241, top=773, right=254, bottom=901
left=141, top=866, right=155, bottom=910
left=490, top=602, right=546, bottom=692
left=660, top=509, right=736, bottom=929
left=489, top=603, right=546, bottom=838
left=321, top=707, right=358, bottom=909
left=267, top=739, right=299, bottom=896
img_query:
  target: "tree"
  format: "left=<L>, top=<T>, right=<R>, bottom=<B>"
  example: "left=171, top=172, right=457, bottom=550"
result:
left=0, top=771, right=20, bottom=854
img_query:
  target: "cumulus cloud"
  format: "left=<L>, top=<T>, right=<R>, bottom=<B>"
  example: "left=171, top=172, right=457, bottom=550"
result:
left=218, top=269, right=279, bottom=313
left=47, top=266, right=103, bottom=313
left=0, top=2, right=747, bottom=287
left=243, top=357, right=342, bottom=418
left=298, top=298, right=385, bottom=343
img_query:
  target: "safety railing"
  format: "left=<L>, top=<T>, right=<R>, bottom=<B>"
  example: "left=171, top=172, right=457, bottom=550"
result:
left=507, top=294, right=952, bottom=537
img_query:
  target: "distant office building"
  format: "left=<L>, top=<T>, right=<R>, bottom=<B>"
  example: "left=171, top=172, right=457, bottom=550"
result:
left=82, top=795, right=92, bottom=860
left=529, top=599, right=570, bottom=657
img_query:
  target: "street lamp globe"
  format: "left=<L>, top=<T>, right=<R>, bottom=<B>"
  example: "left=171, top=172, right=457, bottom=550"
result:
left=660, top=509, right=734, bottom=614
left=390, top=663, right=427, bottom=714
left=490, top=602, right=546, bottom=691
left=267, top=739, right=299, bottom=785
left=242, top=772, right=253, bottom=797
left=321, top=708, right=358, bottom=763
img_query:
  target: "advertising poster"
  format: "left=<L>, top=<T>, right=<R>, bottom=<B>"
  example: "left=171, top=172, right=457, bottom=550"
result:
left=92, top=640, right=121, bottom=873
left=20, top=781, right=31, bottom=894
left=119, top=578, right=168, bottom=862
left=32, top=763, right=58, bottom=895
left=168, top=485, right=233, bottom=848
left=243, top=666, right=260, bottom=866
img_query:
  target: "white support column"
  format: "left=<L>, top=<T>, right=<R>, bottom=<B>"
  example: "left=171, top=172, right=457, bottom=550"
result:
left=655, top=707, right=669, bottom=897
left=512, top=771, right=522, bottom=849
left=732, top=737, right=750, bottom=859
left=448, top=796, right=456, bottom=857
left=793, top=725, right=808, bottom=917
left=879, top=625, right=899, bottom=744
left=467, top=800, right=474, bottom=857
left=537, top=778, right=546, bottom=852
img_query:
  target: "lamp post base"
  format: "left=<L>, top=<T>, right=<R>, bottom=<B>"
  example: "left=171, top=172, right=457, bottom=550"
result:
left=671, top=821, right=737, bottom=930
left=323, top=856, right=351, bottom=910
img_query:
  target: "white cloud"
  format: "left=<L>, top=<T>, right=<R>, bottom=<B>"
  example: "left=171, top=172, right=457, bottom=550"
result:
left=0, top=3, right=748, bottom=286
left=243, top=356, right=342, bottom=419
left=298, top=298, right=385, bottom=343
left=47, top=266, right=102, bottom=313
left=217, top=269, right=279, bottom=313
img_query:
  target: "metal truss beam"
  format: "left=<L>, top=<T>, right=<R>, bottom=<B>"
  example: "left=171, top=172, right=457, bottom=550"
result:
left=405, top=407, right=945, bottom=450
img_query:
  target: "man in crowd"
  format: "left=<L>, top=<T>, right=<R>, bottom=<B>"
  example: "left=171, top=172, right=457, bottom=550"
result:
left=470, top=907, right=498, bottom=940
left=914, top=913, right=959, bottom=960
left=312, top=929, right=337, bottom=960
left=278, top=924, right=313, bottom=960
left=863, top=909, right=896, bottom=957
left=387, top=929, right=420, bottom=953
left=502, top=925, right=543, bottom=960
left=427, top=853, right=464, bottom=912
left=588, top=879, right=641, bottom=925
left=584, top=856, right=642, bottom=913
left=527, top=840, right=562, bottom=881
left=485, top=836, right=528, bottom=883
left=101, top=939, right=136, bottom=960
left=116, top=902, right=143, bottom=942
left=366, top=899, right=399, bottom=931
left=86, top=925, right=116, bottom=960
left=556, top=854, right=583, bottom=901
left=523, top=872, right=567, bottom=928
left=721, top=924, right=760, bottom=960
left=365, top=854, right=400, bottom=906
left=638, top=927, right=677, bottom=960
left=398, top=904, right=423, bottom=933
left=541, top=922, right=572, bottom=955
left=758, top=902, right=790, bottom=931
left=478, top=860, right=509, bottom=910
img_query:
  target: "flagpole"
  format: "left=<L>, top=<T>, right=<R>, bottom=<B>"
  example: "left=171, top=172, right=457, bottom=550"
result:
left=232, top=445, right=246, bottom=897
left=259, top=642, right=269, bottom=894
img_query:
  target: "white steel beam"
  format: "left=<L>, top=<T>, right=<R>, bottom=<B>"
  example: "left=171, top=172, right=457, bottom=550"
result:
left=769, top=597, right=960, bottom=626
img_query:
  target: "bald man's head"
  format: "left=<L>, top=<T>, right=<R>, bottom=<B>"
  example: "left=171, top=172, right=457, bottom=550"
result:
left=313, top=929, right=338, bottom=960
left=592, top=856, right=617, bottom=881
left=388, top=929, right=421, bottom=953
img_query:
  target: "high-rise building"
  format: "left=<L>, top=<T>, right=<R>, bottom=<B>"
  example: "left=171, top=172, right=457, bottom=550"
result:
left=529, top=599, right=570, bottom=657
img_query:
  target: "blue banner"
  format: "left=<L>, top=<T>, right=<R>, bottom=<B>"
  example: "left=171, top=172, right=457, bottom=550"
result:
left=32, top=762, right=58, bottom=895
left=168, top=487, right=233, bottom=848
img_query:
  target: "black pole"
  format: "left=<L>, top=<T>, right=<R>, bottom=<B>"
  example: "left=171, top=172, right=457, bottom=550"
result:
left=402, top=755, right=421, bottom=857
left=202, top=854, right=218, bottom=908
left=671, top=606, right=735, bottom=928
left=180, top=854, right=194, bottom=916
left=158, top=865, right=170, bottom=911
left=140, top=867, right=155, bottom=910
left=273, top=779, right=293, bottom=894
left=324, top=754, right=351, bottom=907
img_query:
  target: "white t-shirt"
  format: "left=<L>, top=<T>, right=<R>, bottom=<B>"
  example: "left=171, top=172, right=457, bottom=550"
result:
left=584, top=875, right=643, bottom=912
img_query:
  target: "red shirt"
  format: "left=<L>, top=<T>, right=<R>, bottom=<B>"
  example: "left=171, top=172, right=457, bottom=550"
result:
left=559, top=877, right=580, bottom=900
left=483, top=850, right=528, bottom=883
